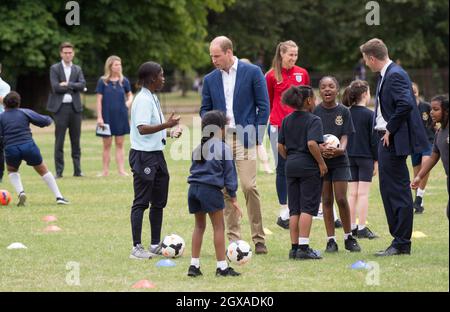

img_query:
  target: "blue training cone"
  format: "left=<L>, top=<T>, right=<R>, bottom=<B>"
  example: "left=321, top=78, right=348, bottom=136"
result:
left=156, top=259, right=176, bottom=267
left=350, top=260, right=371, bottom=270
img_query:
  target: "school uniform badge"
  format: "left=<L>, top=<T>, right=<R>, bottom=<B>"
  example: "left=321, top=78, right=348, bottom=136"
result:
left=335, top=115, right=343, bottom=126
left=422, top=112, right=429, bottom=121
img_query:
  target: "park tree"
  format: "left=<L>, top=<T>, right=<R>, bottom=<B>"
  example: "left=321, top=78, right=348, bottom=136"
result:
left=0, top=0, right=233, bottom=110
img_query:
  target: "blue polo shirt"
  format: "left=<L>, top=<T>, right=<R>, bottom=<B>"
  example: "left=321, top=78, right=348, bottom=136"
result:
left=130, top=87, right=166, bottom=152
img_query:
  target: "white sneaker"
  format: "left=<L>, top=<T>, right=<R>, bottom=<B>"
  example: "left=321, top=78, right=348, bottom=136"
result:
left=56, top=197, right=70, bottom=205
left=130, top=244, right=152, bottom=260
left=149, top=243, right=163, bottom=256
left=17, top=192, right=27, bottom=206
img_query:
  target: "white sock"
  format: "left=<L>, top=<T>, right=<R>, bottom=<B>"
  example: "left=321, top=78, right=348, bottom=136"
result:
left=190, top=258, right=200, bottom=268
left=417, top=188, right=425, bottom=198
left=358, top=224, right=366, bottom=230
left=217, top=260, right=228, bottom=270
left=344, top=232, right=351, bottom=240
left=42, top=172, right=62, bottom=199
left=351, top=223, right=358, bottom=230
left=280, top=205, right=289, bottom=220
left=333, top=205, right=338, bottom=221
left=327, top=236, right=336, bottom=242
left=298, top=237, right=310, bottom=245
left=8, top=172, right=24, bottom=195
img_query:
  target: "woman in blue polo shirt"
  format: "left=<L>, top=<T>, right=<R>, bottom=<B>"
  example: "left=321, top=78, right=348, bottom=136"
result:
left=128, top=61, right=182, bottom=260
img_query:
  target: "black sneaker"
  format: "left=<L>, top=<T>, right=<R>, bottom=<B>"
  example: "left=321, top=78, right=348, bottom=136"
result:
left=351, top=227, right=358, bottom=237
left=289, top=249, right=297, bottom=259
left=334, top=219, right=343, bottom=228
left=276, top=217, right=289, bottom=229
left=187, top=265, right=203, bottom=277
left=216, top=267, right=241, bottom=277
left=414, top=197, right=424, bottom=214
left=345, top=236, right=361, bottom=252
left=325, top=239, right=338, bottom=253
left=296, top=248, right=322, bottom=260
left=357, top=227, right=378, bottom=239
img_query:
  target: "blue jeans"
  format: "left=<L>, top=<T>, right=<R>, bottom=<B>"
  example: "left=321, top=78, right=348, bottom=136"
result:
left=268, top=124, right=287, bottom=205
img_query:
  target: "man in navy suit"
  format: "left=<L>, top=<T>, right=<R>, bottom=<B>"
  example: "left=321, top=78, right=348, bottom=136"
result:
left=47, top=42, right=86, bottom=178
left=360, top=38, right=429, bottom=256
left=200, top=36, right=270, bottom=254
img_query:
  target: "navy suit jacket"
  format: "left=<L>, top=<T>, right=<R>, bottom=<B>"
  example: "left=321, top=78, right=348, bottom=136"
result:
left=200, top=60, right=270, bottom=148
left=376, top=63, right=429, bottom=156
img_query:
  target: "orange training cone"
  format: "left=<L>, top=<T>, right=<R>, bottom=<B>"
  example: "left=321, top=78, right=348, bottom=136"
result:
left=42, top=215, right=58, bottom=222
left=43, top=225, right=62, bottom=233
left=132, top=280, right=155, bottom=289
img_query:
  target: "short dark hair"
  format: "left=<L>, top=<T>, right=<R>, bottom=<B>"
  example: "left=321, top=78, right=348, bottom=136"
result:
left=360, top=38, right=388, bottom=61
left=431, top=94, right=449, bottom=128
left=137, top=61, right=162, bottom=88
left=59, top=42, right=74, bottom=51
left=3, top=91, right=21, bottom=109
left=319, top=76, right=340, bottom=90
left=282, top=85, right=314, bottom=110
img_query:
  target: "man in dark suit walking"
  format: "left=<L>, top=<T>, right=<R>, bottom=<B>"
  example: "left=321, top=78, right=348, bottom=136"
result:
left=47, top=42, right=86, bottom=178
left=200, top=36, right=270, bottom=254
left=360, top=38, right=429, bottom=256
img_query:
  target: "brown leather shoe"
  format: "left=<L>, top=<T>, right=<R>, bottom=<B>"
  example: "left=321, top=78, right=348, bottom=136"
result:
left=255, top=242, right=268, bottom=254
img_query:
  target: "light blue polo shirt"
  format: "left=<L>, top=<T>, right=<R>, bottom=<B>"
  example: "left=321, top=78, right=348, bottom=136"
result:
left=130, top=87, right=166, bottom=151
left=0, top=77, right=11, bottom=113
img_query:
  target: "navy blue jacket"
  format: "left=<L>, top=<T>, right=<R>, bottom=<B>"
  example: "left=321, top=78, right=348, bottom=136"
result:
left=188, top=138, right=238, bottom=198
left=0, top=108, right=52, bottom=147
left=376, top=63, right=429, bottom=156
left=200, top=60, right=270, bottom=148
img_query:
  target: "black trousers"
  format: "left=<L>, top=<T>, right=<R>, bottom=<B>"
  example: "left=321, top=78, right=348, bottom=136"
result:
left=53, top=103, right=82, bottom=176
left=378, top=135, right=413, bottom=251
left=129, top=149, right=169, bottom=246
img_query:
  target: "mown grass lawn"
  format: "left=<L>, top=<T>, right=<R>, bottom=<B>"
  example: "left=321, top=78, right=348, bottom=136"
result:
left=0, top=117, right=448, bottom=292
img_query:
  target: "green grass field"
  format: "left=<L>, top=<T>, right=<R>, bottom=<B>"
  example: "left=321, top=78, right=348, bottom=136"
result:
left=0, top=117, right=448, bottom=292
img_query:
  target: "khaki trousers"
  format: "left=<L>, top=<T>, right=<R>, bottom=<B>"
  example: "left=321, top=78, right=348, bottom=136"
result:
left=223, top=133, right=265, bottom=245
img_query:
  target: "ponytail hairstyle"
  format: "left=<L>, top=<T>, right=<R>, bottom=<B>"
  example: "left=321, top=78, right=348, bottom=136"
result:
left=431, top=95, right=449, bottom=129
left=195, top=110, right=228, bottom=163
left=282, top=85, right=314, bottom=110
left=342, top=79, right=369, bottom=107
left=271, top=40, right=298, bottom=82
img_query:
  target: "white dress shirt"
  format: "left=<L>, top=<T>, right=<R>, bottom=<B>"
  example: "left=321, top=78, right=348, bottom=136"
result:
left=374, top=59, right=393, bottom=131
left=221, top=56, right=238, bottom=128
left=62, top=61, right=73, bottom=103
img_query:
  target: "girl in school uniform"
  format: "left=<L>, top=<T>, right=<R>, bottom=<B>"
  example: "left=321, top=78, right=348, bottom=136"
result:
left=187, top=110, right=242, bottom=277
left=313, top=76, right=361, bottom=253
left=128, top=61, right=182, bottom=260
left=342, top=80, right=379, bottom=239
left=278, top=86, right=327, bottom=260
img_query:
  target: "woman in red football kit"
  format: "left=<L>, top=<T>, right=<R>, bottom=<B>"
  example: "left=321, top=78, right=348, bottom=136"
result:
left=265, top=40, right=310, bottom=230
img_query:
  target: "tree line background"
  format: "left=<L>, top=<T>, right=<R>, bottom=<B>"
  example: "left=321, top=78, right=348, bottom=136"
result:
left=0, top=0, right=448, bottom=111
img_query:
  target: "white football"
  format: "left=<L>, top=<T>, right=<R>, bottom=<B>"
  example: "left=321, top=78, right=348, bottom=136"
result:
left=161, top=234, right=185, bottom=258
left=323, top=134, right=340, bottom=148
left=226, top=240, right=252, bottom=265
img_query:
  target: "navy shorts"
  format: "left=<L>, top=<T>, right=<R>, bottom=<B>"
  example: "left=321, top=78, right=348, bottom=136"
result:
left=411, top=144, right=433, bottom=167
left=287, top=173, right=323, bottom=216
left=5, top=141, right=43, bottom=169
left=323, top=166, right=352, bottom=182
left=188, top=183, right=225, bottom=214
left=349, top=157, right=375, bottom=182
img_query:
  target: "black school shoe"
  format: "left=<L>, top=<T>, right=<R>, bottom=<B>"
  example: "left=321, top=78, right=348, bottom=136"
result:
left=345, top=236, right=361, bottom=252
left=325, top=239, right=338, bottom=253
left=296, top=248, right=322, bottom=260
left=216, top=267, right=241, bottom=277
left=289, top=249, right=297, bottom=259
left=276, top=217, right=289, bottom=229
left=414, top=196, right=424, bottom=214
left=187, top=265, right=203, bottom=277
left=357, top=227, right=378, bottom=239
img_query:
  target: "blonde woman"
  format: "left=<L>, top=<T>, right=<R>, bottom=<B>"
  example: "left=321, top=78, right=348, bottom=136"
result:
left=266, top=40, right=310, bottom=229
left=96, top=56, right=133, bottom=176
